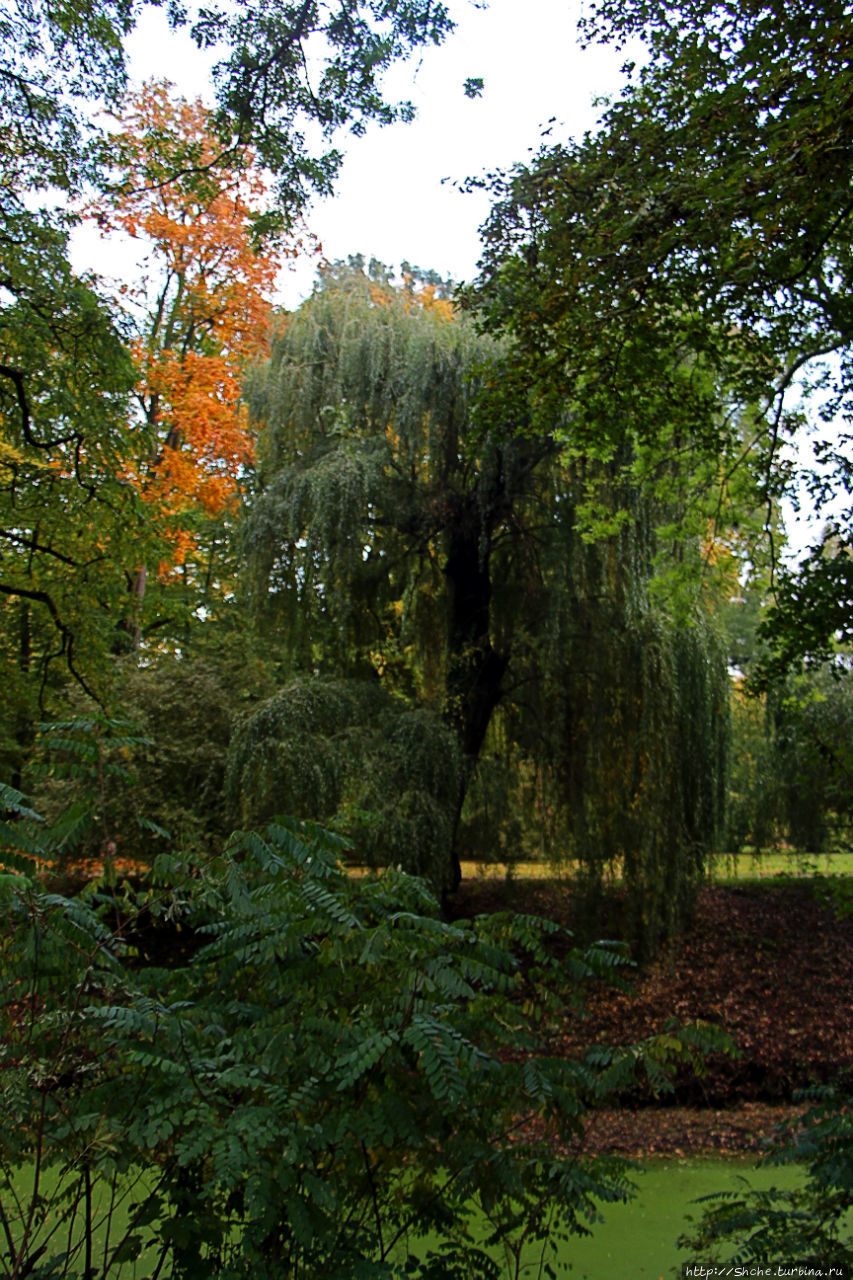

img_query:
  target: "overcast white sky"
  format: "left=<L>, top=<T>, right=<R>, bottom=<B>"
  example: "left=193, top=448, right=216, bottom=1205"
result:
left=117, top=0, right=637, bottom=306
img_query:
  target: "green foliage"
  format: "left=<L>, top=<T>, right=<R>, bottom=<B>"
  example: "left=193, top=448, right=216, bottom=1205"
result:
left=1, top=0, right=133, bottom=196
left=1, top=0, right=458, bottom=767
left=26, top=660, right=252, bottom=874
left=1, top=0, right=456, bottom=215
left=570, top=606, right=728, bottom=961
left=196, top=2, right=456, bottom=217
left=680, top=1084, right=853, bottom=1268
left=31, top=714, right=149, bottom=863
left=760, top=541, right=853, bottom=680
left=225, top=677, right=462, bottom=895
left=0, top=204, right=148, bottom=736
left=243, top=263, right=731, bottom=951
left=726, top=666, right=853, bottom=854
left=0, top=716, right=154, bottom=887
left=469, top=0, right=852, bottom=667
left=726, top=689, right=781, bottom=853
left=773, top=668, right=853, bottom=853
left=115, top=658, right=238, bottom=857
left=0, top=809, right=723, bottom=1278
left=1, top=6, right=155, bottom=724
left=444, top=458, right=731, bottom=959
left=530, top=517, right=730, bottom=961
left=243, top=259, right=509, bottom=687
left=0, top=780, right=44, bottom=886
left=242, top=260, right=550, bottom=889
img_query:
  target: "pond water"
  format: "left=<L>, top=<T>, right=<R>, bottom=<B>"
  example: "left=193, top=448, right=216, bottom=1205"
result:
left=5, top=1154, right=815, bottom=1278
left=558, top=1155, right=805, bottom=1279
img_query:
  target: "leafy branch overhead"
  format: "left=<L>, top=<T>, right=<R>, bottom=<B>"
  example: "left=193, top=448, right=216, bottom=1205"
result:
left=0, top=0, right=457, bottom=712
left=469, top=0, right=853, bottom=661
left=2, top=0, right=456, bottom=209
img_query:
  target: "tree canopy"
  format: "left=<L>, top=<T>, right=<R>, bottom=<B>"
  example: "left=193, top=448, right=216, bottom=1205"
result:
left=0, top=218, right=144, bottom=773
left=242, top=260, right=527, bottom=734
left=240, top=260, right=536, bottom=890
left=0, top=0, right=459, bottom=744
left=239, top=262, right=729, bottom=952
left=469, top=0, right=853, bottom=663
left=2, top=0, right=456, bottom=211
left=85, top=83, right=302, bottom=649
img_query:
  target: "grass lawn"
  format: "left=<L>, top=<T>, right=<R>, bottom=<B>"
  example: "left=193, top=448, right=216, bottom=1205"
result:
left=710, top=849, right=853, bottom=880
left=398, top=1156, right=811, bottom=1278
left=1, top=1161, right=161, bottom=1279
left=458, top=849, right=853, bottom=883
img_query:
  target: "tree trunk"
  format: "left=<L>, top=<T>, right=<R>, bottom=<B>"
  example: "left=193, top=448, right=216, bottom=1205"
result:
left=114, top=564, right=147, bottom=652
left=11, top=602, right=32, bottom=791
left=443, top=510, right=509, bottom=891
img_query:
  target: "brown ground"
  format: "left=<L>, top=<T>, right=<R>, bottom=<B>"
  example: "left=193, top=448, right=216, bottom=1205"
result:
left=450, top=877, right=853, bottom=1155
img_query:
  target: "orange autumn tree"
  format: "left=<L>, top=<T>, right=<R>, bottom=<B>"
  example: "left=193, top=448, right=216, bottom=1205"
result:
left=91, top=81, right=301, bottom=622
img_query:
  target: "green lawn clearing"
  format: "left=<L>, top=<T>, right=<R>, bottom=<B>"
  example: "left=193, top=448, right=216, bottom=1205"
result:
left=458, top=849, right=853, bottom=884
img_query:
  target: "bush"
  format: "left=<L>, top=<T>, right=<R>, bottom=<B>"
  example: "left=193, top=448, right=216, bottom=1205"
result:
left=27, top=659, right=239, bottom=874
left=728, top=665, right=853, bottom=855
left=0, top=809, right=723, bottom=1278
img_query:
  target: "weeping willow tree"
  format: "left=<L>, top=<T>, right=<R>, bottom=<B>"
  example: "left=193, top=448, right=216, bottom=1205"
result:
left=225, top=677, right=462, bottom=893
left=238, top=260, right=730, bottom=954
left=240, top=259, right=557, bottom=889
left=555, top=521, right=729, bottom=961
left=242, top=259, right=554, bottom=730
left=462, top=463, right=730, bottom=960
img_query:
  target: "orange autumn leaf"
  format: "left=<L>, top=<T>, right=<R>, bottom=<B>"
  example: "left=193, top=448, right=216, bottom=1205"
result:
left=90, top=82, right=308, bottom=566
left=370, top=274, right=457, bottom=320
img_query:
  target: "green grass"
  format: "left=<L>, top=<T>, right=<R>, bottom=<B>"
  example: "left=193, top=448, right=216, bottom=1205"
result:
left=399, top=1157, right=809, bottom=1279
left=457, top=849, right=853, bottom=884
left=1, top=1161, right=161, bottom=1278
left=709, top=849, right=853, bottom=880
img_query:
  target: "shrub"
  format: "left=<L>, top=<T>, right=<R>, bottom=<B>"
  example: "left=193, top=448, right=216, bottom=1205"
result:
left=1, top=808, right=724, bottom=1278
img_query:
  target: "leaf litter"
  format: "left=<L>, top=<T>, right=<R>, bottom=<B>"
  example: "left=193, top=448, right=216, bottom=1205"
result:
left=451, top=878, right=853, bottom=1154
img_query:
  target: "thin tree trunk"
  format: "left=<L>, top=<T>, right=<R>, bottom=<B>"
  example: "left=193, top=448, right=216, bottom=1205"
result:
left=115, top=564, right=147, bottom=652
left=11, top=601, right=32, bottom=791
